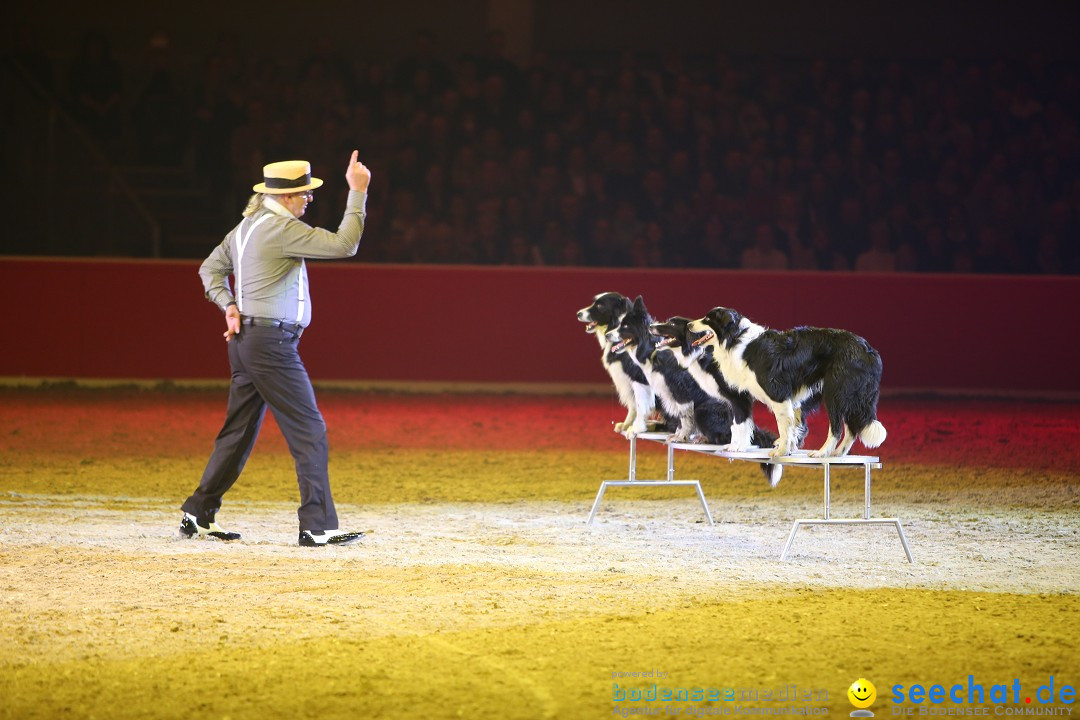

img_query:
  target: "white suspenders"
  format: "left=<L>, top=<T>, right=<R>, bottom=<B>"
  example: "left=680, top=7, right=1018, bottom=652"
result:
left=295, top=261, right=306, bottom=323
left=234, top=214, right=270, bottom=314
left=234, top=213, right=307, bottom=324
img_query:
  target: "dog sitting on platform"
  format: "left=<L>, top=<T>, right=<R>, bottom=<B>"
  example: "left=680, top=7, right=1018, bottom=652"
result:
left=576, top=291, right=657, bottom=435
left=606, top=297, right=781, bottom=485
left=688, top=307, right=887, bottom=458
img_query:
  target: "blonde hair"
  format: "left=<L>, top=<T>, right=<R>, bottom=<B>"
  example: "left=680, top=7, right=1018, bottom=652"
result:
left=242, top=193, right=265, bottom=218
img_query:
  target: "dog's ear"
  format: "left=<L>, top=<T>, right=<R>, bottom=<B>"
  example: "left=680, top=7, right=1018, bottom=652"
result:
left=632, top=296, right=647, bottom=318
left=719, top=308, right=742, bottom=336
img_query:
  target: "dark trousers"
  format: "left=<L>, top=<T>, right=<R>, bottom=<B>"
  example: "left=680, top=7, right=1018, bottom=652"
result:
left=181, top=325, right=339, bottom=532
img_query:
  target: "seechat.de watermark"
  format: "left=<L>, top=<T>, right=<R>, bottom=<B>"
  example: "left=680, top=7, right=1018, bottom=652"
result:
left=609, top=673, right=1074, bottom=718
left=890, top=676, right=1074, bottom=716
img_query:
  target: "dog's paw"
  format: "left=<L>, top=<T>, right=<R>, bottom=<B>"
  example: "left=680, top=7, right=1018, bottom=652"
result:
left=614, top=422, right=627, bottom=433
left=807, top=446, right=838, bottom=459
left=768, top=445, right=790, bottom=458
left=809, top=446, right=841, bottom=458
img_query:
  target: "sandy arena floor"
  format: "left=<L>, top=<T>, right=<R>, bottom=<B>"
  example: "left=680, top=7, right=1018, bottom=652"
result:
left=0, top=388, right=1077, bottom=719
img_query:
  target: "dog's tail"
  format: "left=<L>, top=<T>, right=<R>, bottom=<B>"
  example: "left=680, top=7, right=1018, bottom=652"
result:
left=762, top=462, right=783, bottom=488
left=751, top=426, right=784, bottom=488
left=859, top=420, right=887, bottom=449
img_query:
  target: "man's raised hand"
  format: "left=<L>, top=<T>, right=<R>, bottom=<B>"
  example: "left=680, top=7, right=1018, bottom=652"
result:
left=345, top=150, right=371, bottom=192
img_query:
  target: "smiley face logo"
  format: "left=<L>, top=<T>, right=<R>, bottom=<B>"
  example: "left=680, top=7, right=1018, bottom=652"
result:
left=848, top=678, right=877, bottom=709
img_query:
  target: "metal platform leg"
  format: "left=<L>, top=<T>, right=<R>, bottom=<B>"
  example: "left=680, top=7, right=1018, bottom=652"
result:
left=780, top=460, right=913, bottom=563
left=587, top=482, right=611, bottom=525
left=864, top=461, right=872, bottom=520
left=893, top=519, right=914, bottom=563
left=693, top=482, right=714, bottom=525
left=780, top=518, right=914, bottom=563
left=586, top=433, right=714, bottom=526
left=780, top=520, right=804, bottom=561
left=823, top=462, right=831, bottom=519
left=587, top=479, right=715, bottom=526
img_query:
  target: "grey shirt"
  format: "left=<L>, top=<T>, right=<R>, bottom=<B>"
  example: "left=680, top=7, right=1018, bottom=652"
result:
left=200, top=190, right=367, bottom=327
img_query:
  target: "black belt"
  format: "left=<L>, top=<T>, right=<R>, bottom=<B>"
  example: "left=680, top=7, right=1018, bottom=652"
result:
left=242, top=317, right=304, bottom=335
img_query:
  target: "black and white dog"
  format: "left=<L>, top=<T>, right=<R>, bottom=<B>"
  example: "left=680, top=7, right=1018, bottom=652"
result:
left=605, top=297, right=730, bottom=442
left=608, top=298, right=781, bottom=485
left=649, top=316, right=786, bottom=453
left=576, top=292, right=655, bottom=435
left=688, top=307, right=887, bottom=458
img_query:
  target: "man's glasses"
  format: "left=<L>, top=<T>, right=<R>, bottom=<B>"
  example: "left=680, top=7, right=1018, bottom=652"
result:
left=291, top=191, right=314, bottom=201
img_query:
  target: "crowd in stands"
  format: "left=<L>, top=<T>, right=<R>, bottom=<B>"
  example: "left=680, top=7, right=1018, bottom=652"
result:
left=9, top=25, right=1080, bottom=273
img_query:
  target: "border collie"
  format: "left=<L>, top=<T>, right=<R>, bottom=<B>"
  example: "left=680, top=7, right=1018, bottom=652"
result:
left=604, top=296, right=728, bottom=442
left=688, top=307, right=887, bottom=458
left=576, top=292, right=655, bottom=435
left=649, top=316, right=784, bottom=450
left=609, top=299, right=781, bottom=485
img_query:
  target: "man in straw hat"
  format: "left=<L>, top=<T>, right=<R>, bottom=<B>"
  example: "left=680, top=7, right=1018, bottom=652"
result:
left=180, top=151, right=371, bottom=547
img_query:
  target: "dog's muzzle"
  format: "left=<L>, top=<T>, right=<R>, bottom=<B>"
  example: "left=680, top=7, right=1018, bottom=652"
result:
left=691, top=331, right=715, bottom=348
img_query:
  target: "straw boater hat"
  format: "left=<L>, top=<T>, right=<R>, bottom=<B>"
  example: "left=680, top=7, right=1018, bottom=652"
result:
left=252, top=160, right=324, bottom=194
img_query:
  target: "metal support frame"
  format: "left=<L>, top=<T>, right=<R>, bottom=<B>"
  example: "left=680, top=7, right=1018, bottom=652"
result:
left=774, top=459, right=913, bottom=563
left=586, top=432, right=714, bottom=526
left=780, top=518, right=913, bottom=562
left=608, top=435, right=914, bottom=562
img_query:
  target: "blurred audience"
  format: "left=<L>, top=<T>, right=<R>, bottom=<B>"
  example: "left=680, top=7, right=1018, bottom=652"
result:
left=67, top=31, right=125, bottom=154
left=9, top=27, right=1079, bottom=274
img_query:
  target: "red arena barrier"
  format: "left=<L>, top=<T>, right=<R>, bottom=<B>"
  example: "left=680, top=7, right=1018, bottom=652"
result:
left=3, top=257, right=1077, bottom=395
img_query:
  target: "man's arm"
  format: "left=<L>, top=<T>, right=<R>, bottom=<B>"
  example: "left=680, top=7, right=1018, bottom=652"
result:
left=199, top=235, right=242, bottom=341
left=199, top=235, right=236, bottom=311
left=278, top=190, right=367, bottom=259
left=280, top=150, right=372, bottom=260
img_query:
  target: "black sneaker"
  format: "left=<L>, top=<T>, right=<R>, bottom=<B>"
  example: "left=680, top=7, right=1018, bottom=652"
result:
left=179, top=513, right=241, bottom=541
left=298, top=529, right=364, bottom=547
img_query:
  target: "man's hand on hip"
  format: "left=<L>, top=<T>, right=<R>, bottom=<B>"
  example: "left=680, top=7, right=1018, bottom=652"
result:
left=224, top=305, right=241, bottom=342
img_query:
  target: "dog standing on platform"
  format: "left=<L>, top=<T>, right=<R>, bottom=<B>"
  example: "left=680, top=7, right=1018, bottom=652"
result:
left=688, top=307, right=887, bottom=458
left=649, top=316, right=786, bottom=452
left=576, top=292, right=655, bottom=435
left=609, top=299, right=782, bottom=485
